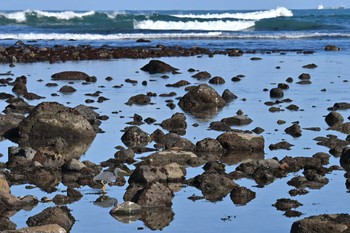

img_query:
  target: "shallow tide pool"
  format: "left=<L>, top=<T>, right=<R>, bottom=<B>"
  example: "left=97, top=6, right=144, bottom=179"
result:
left=1, top=51, right=350, bottom=232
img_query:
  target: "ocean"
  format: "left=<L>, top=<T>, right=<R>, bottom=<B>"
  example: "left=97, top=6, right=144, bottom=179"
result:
left=0, top=7, right=349, bottom=53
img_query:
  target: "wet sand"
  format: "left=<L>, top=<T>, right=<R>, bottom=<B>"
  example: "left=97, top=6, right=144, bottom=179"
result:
left=1, top=49, right=350, bottom=232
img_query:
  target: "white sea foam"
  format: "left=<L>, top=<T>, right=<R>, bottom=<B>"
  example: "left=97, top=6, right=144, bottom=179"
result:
left=0, top=10, right=95, bottom=22
left=134, top=20, right=255, bottom=31
left=0, top=11, right=28, bottom=22
left=172, top=7, right=293, bottom=20
left=0, top=32, right=349, bottom=41
left=33, top=10, right=95, bottom=20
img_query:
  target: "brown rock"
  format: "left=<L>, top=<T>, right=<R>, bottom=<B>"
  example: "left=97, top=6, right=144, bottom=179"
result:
left=26, top=206, right=75, bottom=232
left=51, top=71, right=91, bottom=81
left=140, top=60, right=178, bottom=74
left=291, top=214, right=350, bottom=233
left=217, top=131, right=264, bottom=152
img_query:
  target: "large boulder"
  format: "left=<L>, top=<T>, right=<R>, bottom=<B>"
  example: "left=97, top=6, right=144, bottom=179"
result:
left=178, top=84, right=226, bottom=117
left=217, top=131, right=264, bottom=152
left=8, top=224, right=67, bottom=233
left=14, top=102, right=96, bottom=158
left=291, top=214, right=350, bottom=233
left=140, top=60, right=178, bottom=74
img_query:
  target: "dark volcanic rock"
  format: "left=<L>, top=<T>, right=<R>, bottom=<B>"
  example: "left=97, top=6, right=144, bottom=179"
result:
left=160, top=112, right=187, bottom=134
left=125, top=94, right=151, bottom=106
left=269, top=141, right=294, bottom=150
left=273, top=198, right=303, bottom=211
left=13, top=102, right=96, bottom=158
left=340, top=147, right=350, bottom=171
left=222, top=89, right=237, bottom=102
left=51, top=71, right=94, bottom=81
left=270, top=87, right=284, bottom=98
left=196, top=138, right=225, bottom=153
left=191, top=168, right=235, bottom=201
left=285, top=124, right=302, bottom=137
left=325, top=111, right=344, bottom=127
left=221, top=115, right=253, bottom=126
left=291, top=214, right=350, bottom=233
left=26, top=206, right=75, bottom=232
left=140, top=60, right=178, bottom=74
left=178, top=84, right=226, bottom=117
left=59, top=85, right=76, bottom=93
left=0, top=217, right=16, bottom=231
left=230, top=185, right=256, bottom=205
left=125, top=182, right=174, bottom=207
left=191, top=71, right=211, bottom=80
left=324, top=45, right=341, bottom=51
left=209, top=76, right=225, bottom=84
left=121, top=126, right=151, bottom=148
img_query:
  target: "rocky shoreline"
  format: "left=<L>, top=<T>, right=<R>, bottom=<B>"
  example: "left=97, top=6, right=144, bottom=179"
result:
left=0, top=42, right=349, bottom=232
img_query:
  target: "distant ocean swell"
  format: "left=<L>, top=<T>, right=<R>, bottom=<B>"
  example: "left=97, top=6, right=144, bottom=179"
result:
left=0, top=7, right=293, bottom=32
left=0, top=7, right=349, bottom=43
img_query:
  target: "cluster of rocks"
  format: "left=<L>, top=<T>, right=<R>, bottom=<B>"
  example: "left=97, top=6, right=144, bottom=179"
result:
left=0, top=50, right=348, bottom=232
left=0, top=41, right=341, bottom=66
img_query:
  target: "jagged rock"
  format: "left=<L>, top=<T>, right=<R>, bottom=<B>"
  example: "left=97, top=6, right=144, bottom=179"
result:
left=26, top=206, right=75, bottom=232
left=222, top=89, right=237, bottom=102
left=121, top=126, right=151, bottom=148
left=285, top=124, right=302, bottom=137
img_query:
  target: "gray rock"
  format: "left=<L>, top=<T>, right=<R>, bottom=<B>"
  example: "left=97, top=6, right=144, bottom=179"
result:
left=8, top=146, right=37, bottom=162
